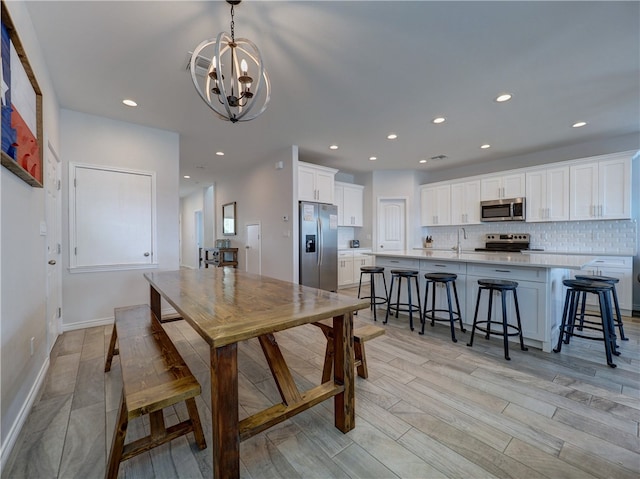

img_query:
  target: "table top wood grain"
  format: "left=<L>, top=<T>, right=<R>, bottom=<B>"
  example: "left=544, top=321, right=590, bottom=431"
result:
left=144, top=268, right=369, bottom=348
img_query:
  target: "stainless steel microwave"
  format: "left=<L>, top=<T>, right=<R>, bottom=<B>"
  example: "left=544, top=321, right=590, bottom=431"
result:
left=480, top=197, right=525, bottom=222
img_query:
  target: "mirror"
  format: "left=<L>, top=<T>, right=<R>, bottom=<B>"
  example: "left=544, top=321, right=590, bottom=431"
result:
left=222, top=202, right=236, bottom=236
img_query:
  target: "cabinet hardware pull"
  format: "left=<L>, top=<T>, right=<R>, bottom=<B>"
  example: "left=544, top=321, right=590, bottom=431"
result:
left=494, top=269, right=511, bottom=273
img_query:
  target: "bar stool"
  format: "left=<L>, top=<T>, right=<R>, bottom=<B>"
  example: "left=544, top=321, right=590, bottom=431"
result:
left=554, top=279, right=618, bottom=368
left=357, top=266, right=388, bottom=322
left=467, top=279, right=528, bottom=360
left=574, top=275, right=627, bottom=341
left=420, top=273, right=465, bottom=342
left=384, top=270, right=422, bottom=331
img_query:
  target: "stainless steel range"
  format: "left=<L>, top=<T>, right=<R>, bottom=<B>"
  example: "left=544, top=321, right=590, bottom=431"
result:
left=474, top=233, right=536, bottom=253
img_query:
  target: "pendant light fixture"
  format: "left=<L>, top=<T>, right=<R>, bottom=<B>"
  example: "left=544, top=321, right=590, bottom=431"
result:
left=190, top=0, right=270, bottom=123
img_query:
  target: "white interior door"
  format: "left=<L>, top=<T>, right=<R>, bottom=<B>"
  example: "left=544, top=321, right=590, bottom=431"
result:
left=45, top=142, right=62, bottom=353
left=377, top=198, right=406, bottom=251
left=245, top=223, right=261, bottom=274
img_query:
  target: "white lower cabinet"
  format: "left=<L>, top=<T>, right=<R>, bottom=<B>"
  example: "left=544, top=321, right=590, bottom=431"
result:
left=375, top=254, right=569, bottom=352
left=338, top=249, right=374, bottom=287
left=570, top=256, right=632, bottom=314
left=420, top=260, right=467, bottom=319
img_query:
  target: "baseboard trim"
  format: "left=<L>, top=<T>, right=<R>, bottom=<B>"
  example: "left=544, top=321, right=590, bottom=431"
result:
left=0, top=356, right=50, bottom=474
left=62, top=307, right=179, bottom=332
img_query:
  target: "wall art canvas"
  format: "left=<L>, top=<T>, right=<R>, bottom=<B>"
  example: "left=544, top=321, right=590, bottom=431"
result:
left=1, top=1, right=43, bottom=187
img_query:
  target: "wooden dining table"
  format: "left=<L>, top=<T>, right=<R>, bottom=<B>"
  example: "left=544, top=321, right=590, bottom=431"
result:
left=144, top=267, right=369, bottom=479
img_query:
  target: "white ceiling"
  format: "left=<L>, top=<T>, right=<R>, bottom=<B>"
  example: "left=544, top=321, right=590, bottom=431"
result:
left=25, top=1, right=640, bottom=196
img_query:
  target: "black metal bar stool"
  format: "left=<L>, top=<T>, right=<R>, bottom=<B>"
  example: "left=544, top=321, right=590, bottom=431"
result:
left=384, top=270, right=422, bottom=331
left=420, top=272, right=465, bottom=342
left=574, top=274, right=627, bottom=341
left=467, top=279, right=528, bottom=360
left=357, top=266, right=388, bottom=322
left=553, top=279, right=618, bottom=368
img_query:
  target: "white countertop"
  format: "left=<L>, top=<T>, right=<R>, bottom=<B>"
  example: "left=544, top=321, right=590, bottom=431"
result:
left=373, top=250, right=598, bottom=270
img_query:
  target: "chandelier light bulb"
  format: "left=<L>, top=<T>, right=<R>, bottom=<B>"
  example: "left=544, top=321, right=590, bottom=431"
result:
left=241, top=59, right=248, bottom=73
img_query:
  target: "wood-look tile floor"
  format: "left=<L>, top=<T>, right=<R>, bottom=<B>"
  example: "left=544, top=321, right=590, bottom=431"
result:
left=4, top=286, right=640, bottom=478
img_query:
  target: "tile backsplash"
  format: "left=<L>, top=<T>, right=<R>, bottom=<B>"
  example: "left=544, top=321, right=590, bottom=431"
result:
left=423, top=219, right=638, bottom=255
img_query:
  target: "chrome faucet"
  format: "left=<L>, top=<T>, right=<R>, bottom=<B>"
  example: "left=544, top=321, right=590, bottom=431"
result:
left=453, top=227, right=467, bottom=253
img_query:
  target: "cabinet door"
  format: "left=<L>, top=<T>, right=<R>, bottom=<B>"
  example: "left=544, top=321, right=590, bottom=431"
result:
left=570, top=162, right=598, bottom=220
left=599, top=157, right=630, bottom=219
left=503, top=173, right=525, bottom=199
left=298, top=166, right=317, bottom=202
left=421, top=184, right=450, bottom=226
left=343, top=185, right=364, bottom=226
left=481, top=176, right=502, bottom=201
left=450, top=182, right=466, bottom=225
left=338, top=257, right=354, bottom=286
left=525, top=169, right=546, bottom=222
left=315, top=170, right=335, bottom=203
left=334, top=184, right=344, bottom=225
left=546, top=166, right=569, bottom=222
left=463, top=180, right=481, bottom=224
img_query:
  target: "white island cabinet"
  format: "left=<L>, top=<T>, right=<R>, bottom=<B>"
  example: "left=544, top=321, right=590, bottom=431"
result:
left=374, top=250, right=597, bottom=353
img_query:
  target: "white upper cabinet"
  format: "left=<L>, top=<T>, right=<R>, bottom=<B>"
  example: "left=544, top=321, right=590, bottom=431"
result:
left=480, top=172, right=525, bottom=201
left=525, top=166, right=569, bottom=222
left=420, top=183, right=451, bottom=226
left=298, top=161, right=338, bottom=203
left=569, top=153, right=631, bottom=220
left=450, top=179, right=481, bottom=225
left=335, top=182, right=364, bottom=226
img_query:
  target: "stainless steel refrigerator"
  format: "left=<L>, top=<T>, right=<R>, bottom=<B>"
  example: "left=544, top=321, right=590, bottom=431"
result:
left=299, top=201, right=338, bottom=291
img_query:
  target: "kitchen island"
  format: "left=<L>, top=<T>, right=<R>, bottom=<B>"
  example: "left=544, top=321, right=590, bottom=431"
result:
left=372, top=250, right=598, bottom=353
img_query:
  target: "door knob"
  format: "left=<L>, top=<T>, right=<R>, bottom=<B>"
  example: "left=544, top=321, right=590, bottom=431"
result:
left=144, top=252, right=150, bottom=257
left=48, top=260, right=56, bottom=265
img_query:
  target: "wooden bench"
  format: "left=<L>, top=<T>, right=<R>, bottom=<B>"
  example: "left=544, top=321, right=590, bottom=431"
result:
left=104, top=305, right=206, bottom=479
left=313, top=322, right=385, bottom=383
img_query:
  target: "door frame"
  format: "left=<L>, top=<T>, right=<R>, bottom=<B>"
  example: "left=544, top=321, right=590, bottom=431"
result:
left=245, top=221, right=262, bottom=275
left=45, top=139, right=62, bottom=352
left=375, top=196, right=409, bottom=252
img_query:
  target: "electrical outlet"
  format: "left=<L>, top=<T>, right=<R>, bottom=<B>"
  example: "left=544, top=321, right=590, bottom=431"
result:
left=30, top=337, right=35, bottom=356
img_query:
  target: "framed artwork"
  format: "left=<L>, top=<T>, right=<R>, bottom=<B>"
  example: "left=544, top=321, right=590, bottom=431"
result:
left=222, top=202, right=236, bottom=236
left=1, top=0, right=44, bottom=187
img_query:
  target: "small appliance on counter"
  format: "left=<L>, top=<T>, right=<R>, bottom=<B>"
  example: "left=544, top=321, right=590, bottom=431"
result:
left=350, top=240, right=360, bottom=248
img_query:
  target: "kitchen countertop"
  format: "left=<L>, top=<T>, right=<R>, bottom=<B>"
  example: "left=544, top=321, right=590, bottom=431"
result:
left=373, top=250, right=597, bottom=270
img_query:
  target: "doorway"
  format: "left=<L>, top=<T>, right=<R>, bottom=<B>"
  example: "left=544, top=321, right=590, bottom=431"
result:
left=195, top=210, right=204, bottom=268
left=376, top=197, right=407, bottom=251
left=245, top=223, right=261, bottom=275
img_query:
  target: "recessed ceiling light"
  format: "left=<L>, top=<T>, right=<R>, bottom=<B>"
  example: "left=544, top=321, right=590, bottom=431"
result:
left=329, top=145, right=339, bottom=150
left=572, top=121, right=587, bottom=128
left=419, top=159, right=427, bottom=164
left=386, top=133, right=398, bottom=140
left=432, top=117, right=446, bottom=124
left=480, top=144, right=491, bottom=149
left=183, top=175, right=191, bottom=179
left=216, top=151, right=225, bottom=156
left=122, top=99, right=138, bottom=107
left=495, top=93, right=512, bottom=103
left=369, top=156, right=377, bottom=161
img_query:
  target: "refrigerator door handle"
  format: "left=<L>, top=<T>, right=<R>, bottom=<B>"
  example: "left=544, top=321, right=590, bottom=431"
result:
left=318, top=217, right=323, bottom=266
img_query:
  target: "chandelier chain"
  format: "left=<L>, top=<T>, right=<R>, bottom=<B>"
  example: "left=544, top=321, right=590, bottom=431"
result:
left=230, top=4, right=235, bottom=41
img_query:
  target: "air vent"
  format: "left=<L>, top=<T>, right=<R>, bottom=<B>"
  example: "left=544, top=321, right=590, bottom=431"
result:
left=430, top=154, right=448, bottom=160
left=184, top=52, right=211, bottom=77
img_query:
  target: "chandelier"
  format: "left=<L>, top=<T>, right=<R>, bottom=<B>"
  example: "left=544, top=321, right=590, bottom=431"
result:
left=190, top=0, right=270, bottom=123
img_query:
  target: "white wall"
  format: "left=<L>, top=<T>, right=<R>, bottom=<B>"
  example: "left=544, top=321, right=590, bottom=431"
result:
left=60, top=109, right=180, bottom=329
left=215, top=147, right=295, bottom=281
left=1, top=0, right=60, bottom=466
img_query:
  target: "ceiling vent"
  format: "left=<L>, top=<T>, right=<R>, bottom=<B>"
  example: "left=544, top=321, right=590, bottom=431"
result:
left=430, top=155, right=448, bottom=161
left=184, top=52, right=211, bottom=77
